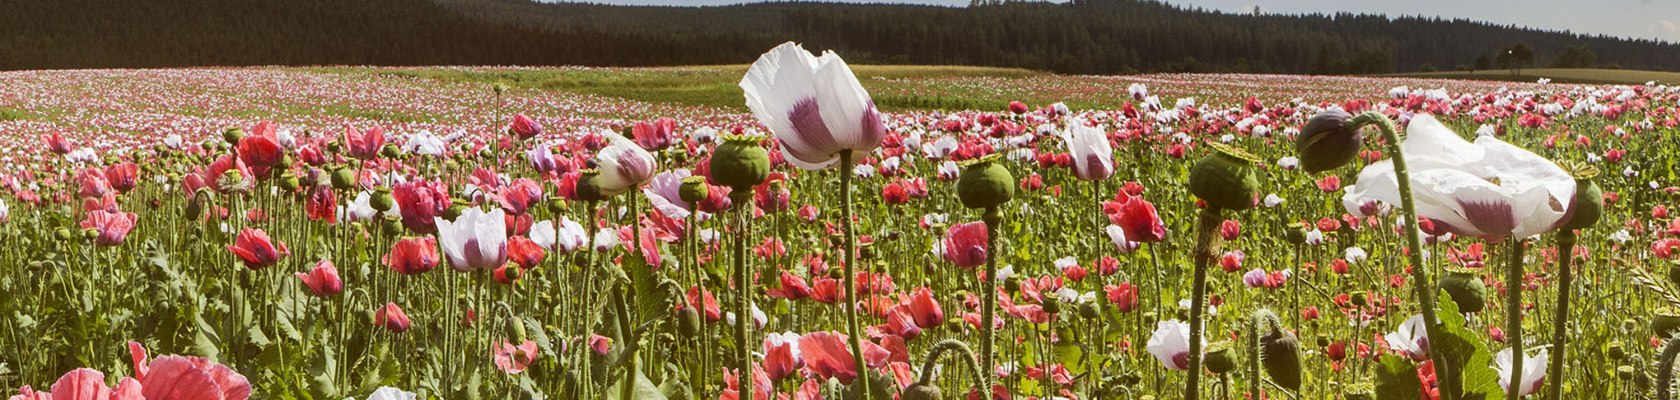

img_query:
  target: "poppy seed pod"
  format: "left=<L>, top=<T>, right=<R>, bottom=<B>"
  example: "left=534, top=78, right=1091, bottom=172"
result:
left=278, top=174, right=300, bottom=192
left=957, top=155, right=1014, bottom=210
left=1654, top=306, right=1680, bottom=338
left=222, top=127, right=245, bottom=146
left=1189, top=142, right=1261, bottom=211
left=1561, top=163, right=1603, bottom=230
left=330, top=167, right=354, bottom=190
left=901, top=383, right=942, bottom=400
left=678, top=176, right=710, bottom=204
left=1202, top=341, right=1238, bottom=374
left=1283, top=221, right=1307, bottom=244
left=709, top=135, right=771, bottom=190
left=372, top=187, right=395, bottom=212
left=1295, top=109, right=1361, bottom=173
left=575, top=170, right=609, bottom=202
left=1342, top=382, right=1375, bottom=400
left=1440, top=267, right=1487, bottom=313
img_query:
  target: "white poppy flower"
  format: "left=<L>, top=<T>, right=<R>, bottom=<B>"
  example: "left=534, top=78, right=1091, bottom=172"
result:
left=1061, top=118, right=1114, bottom=181
left=1148, top=320, right=1194, bottom=370
left=1495, top=347, right=1548, bottom=397
left=1384, top=314, right=1430, bottom=359
left=741, top=42, right=886, bottom=170
left=434, top=207, right=508, bottom=272
left=596, top=131, right=658, bottom=196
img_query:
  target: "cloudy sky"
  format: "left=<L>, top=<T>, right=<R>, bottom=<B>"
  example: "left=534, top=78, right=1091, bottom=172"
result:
left=551, top=0, right=1680, bottom=43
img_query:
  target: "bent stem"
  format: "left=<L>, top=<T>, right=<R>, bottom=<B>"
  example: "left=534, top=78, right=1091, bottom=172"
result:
left=1351, top=111, right=1452, bottom=399
left=1547, top=231, right=1577, bottom=400
left=1505, top=237, right=1526, bottom=400
left=980, top=205, right=1002, bottom=398
left=914, top=339, right=988, bottom=390
left=1185, top=205, right=1224, bottom=400
left=838, top=150, right=870, bottom=396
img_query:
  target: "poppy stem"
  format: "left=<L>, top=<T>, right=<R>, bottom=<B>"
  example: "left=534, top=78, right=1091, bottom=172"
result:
left=981, top=204, right=1002, bottom=398
left=914, top=339, right=986, bottom=389
left=1351, top=111, right=1453, bottom=400
left=838, top=150, right=870, bottom=397
left=1547, top=230, right=1576, bottom=400
left=733, top=189, right=754, bottom=400
left=1506, top=237, right=1526, bottom=400
left=1185, top=204, right=1224, bottom=400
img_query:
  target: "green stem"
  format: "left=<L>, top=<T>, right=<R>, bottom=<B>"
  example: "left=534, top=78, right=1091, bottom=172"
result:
left=1547, top=231, right=1576, bottom=400
left=1185, top=205, right=1224, bottom=400
left=1506, top=237, right=1526, bottom=400
left=980, top=205, right=1002, bottom=398
left=1352, top=111, right=1452, bottom=400
left=733, top=191, right=754, bottom=400
left=914, top=339, right=987, bottom=389
left=838, top=150, right=869, bottom=397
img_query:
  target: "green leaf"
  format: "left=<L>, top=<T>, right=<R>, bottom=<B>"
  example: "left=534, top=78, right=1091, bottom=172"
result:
left=526, top=317, right=555, bottom=358
left=608, top=368, right=670, bottom=400
left=1374, top=355, right=1421, bottom=400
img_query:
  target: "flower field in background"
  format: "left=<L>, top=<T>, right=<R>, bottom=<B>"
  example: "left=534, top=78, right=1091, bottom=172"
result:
left=1, top=54, right=1679, bottom=400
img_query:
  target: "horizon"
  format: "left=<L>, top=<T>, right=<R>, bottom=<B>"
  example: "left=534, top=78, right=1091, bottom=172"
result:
left=543, top=0, right=1680, bottom=44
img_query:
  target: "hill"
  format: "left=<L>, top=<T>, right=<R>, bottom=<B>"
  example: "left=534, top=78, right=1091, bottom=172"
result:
left=2, top=0, right=1678, bottom=75
left=1391, top=68, right=1680, bottom=85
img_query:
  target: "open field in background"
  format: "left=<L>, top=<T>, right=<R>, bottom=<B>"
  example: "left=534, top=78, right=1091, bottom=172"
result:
left=1391, top=68, right=1680, bottom=85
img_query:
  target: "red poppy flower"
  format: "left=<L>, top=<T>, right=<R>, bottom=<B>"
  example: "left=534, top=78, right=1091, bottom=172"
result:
left=227, top=228, right=288, bottom=270
left=375, top=302, right=411, bottom=333
left=296, top=260, right=343, bottom=298
left=386, top=236, right=440, bottom=275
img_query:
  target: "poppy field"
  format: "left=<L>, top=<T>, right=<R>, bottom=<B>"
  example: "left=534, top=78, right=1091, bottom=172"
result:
left=2, top=43, right=1680, bottom=400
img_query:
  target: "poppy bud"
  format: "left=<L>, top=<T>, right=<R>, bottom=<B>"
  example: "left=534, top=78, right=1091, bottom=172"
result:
left=372, top=187, right=395, bottom=212
left=381, top=215, right=403, bottom=235
left=1653, top=306, right=1680, bottom=338
left=186, top=189, right=212, bottom=220
left=1561, top=163, right=1603, bottom=230
left=1255, top=309, right=1302, bottom=390
left=957, top=155, right=1014, bottom=210
left=678, top=176, right=709, bottom=204
left=331, top=167, right=355, bottom=190
left=1295, top=110, right=1361, bottom=173
left=901, top=383, right=942, bottom=400
left=1189, top=142, right=1260, bottom=211
left=1440, top=267, right=1487, bottom=313
left=222, top=128, right=245, bottom=145
left=1202, top=341, right=1238, bottom=374
left=709, top=135, right=771, bottom=190
left=1342, top=382, right=1375, bottom=400
left=677, top=307, right=701, bottom=339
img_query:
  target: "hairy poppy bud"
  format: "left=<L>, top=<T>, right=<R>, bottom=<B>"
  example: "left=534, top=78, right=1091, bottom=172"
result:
left=1202, top=341, right=1238, bottom=374
left=709, top=135, right=771, bottom=190
left=186, top=189, right=212, bottom=220
left=1189, top=142, right=1260, bottom=211
left=677, top=307, right=701, bottom=339
left=679, top=176, right=709, bottom=204
left=901, top=383, right=942, bottom=400
left=957, top=155, right=1014, bottom=210
left=1255, top=309, right=1302, bottom=390
left=1440, top=267, right=1487, bottom=313
left=1295, top=109, right=1360, bottom=173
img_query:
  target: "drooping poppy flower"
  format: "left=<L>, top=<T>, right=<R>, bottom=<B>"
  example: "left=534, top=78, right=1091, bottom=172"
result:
left=741, top=42, right=885, bottom=170
left=296, top=260, right=343, bottom=298
left=492, top=340, right=539, bottom=374
left=941, top=221, right=988, bottom=269
left=227, top=228, right=289, bottom=270
left=1342, top=114, right=1574, bottom=241
left=595, top=132, right=658, bottom=196
left=375, top=302, right=411, bottom=333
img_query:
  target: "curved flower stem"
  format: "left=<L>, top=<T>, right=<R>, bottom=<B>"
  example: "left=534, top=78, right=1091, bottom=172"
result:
left=732, top=191, right=754, bottom=400
left=838, top=150, right=869, bottom=396
left=1185, top=204, right=1224, bottom=400
left=1506, top=237, right=1526, bottom=400
left=981, top=205, right=1002, bottom=398
left=914, top=339, right=987, bottom=389
left=1656, top=335, right=1680, bottom=400
left=1351, top=111, right=1452, bottom=400
left=1547, top=231, right=1577, bottom=400
left=1249, top=316, right=1263, bottom=400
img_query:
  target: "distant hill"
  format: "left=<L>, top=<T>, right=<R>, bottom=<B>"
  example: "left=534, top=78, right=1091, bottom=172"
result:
left=3, top=0, right=1678, bottom=75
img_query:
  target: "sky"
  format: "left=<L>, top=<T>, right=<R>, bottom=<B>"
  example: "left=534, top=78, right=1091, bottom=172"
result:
left=549, top=0, right=1680, bottom=43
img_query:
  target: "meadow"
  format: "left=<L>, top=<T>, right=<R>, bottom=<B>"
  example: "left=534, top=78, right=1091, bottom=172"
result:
left=0, top=58, right=1677, bottom=400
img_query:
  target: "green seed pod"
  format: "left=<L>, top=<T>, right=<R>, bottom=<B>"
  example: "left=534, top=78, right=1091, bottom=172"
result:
left=1560, top=162, right=1603, bottom=230
left=678, top=176, right=710, bottom=204
left=381, top=215, right=404, bottom=236
left=330, top=167, right=355, bottom=190
left=1078, top=301, right=1101, bottom=319
left=709, top=135, right=771, bottom=190
left=380, top=144, right=402, bottom=159
left=956, top=155, right=1014, bottom=210
left=1041, top=294, right=1062, bottom=315
left=1608, top=340, right=1626, bottom=360
left=1654, top=306, right=1680, bottom=338
left=1439, top=267, right=1487, bottom=313
left=1350, top=291, right=1369, bottom=308
left=372, top=187, right=395, bottom=212
left=1283, top=221, right=1307, bottom=245
left=1617, top=365, right=1634, bottom=380
left=1202, top=341, right=1238, bottom=374
left=54, top=228, right=74, bottom=241
left=1189, top=142, right=1261, bottom=211
left=278, top=174, right=300, bottom=192
left=222, top=127, right=245, bottom=145
left=901, top=382, right=942, bottom=400
left=1295, top=110, right=1361, bottom=173
left=575, top=170, right=609, bottom=202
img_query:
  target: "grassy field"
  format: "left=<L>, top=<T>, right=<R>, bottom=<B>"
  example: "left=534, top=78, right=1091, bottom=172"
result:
left=1390, top=68, right=1680, bottom=85
left=317, top=64, right=1043, bottom=112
